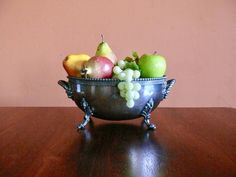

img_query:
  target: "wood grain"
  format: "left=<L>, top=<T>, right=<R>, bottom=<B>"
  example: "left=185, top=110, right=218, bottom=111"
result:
left=0, top=108, right=235, bottom=177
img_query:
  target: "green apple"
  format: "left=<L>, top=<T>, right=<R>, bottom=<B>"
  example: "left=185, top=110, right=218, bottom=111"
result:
left=138, top=54, right=166, bottom=78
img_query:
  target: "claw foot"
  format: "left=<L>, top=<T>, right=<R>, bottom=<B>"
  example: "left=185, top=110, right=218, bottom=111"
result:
left=141, top=98, right=156, bottom=130
left=77, top=98, right=93, bottom=130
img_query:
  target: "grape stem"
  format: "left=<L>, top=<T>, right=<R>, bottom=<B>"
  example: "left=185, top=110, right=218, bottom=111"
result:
left=153, top=51, right=157, bottom=55
left=101, top=34, right=104, bottom=42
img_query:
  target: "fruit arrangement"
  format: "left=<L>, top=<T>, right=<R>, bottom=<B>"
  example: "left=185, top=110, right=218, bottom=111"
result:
left=63, top=35, right=167, bottom=108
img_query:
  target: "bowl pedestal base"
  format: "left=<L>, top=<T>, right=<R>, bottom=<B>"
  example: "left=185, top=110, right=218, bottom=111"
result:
left=76, top=97, right=157, bottom=130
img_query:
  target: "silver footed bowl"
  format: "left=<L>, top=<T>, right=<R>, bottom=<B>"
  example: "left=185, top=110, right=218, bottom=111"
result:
left=58, top=76, right=176, bottom=130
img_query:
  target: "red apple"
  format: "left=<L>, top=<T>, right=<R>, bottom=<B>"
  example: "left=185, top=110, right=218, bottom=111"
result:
left=82, top=56, right=114, bottom=78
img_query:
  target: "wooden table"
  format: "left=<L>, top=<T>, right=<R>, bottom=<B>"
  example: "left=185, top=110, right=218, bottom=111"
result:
left=0, top=108, right=235, bottom=177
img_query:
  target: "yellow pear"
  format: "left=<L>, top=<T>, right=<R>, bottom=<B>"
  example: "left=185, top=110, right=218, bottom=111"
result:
left=63, top=54, right=90, bottom=77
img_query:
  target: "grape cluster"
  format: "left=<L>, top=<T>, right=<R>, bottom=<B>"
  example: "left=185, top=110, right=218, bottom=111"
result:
left=113, top=60, right=141, bottom=108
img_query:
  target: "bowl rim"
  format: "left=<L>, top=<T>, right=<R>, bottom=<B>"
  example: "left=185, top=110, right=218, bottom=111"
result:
left=68, top=76, right=166, bottom=82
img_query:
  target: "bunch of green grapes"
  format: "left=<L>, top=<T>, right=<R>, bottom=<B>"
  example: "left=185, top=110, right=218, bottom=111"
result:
left=113, top=60, right=141, bottom=108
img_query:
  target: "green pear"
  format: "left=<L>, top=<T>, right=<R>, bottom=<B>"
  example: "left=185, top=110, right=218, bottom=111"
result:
left=95, top=35, right=118, bottom=64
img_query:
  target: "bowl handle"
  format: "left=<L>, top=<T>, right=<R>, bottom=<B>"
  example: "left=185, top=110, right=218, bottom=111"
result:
left=58, top=80, right=73, bottom=99
left=163, top=79, right=176, bottom=99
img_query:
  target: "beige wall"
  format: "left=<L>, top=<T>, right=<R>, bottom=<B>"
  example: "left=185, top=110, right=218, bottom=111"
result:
left=0, top=0, right=235, bottom=107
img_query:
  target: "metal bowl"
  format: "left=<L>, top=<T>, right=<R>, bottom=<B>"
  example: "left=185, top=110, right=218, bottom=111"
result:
left=58, top=76, right=175, bottom=130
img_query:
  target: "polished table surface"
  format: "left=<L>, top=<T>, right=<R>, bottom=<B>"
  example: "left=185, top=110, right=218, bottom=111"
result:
left=0, top=108, right=235, bottom=177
